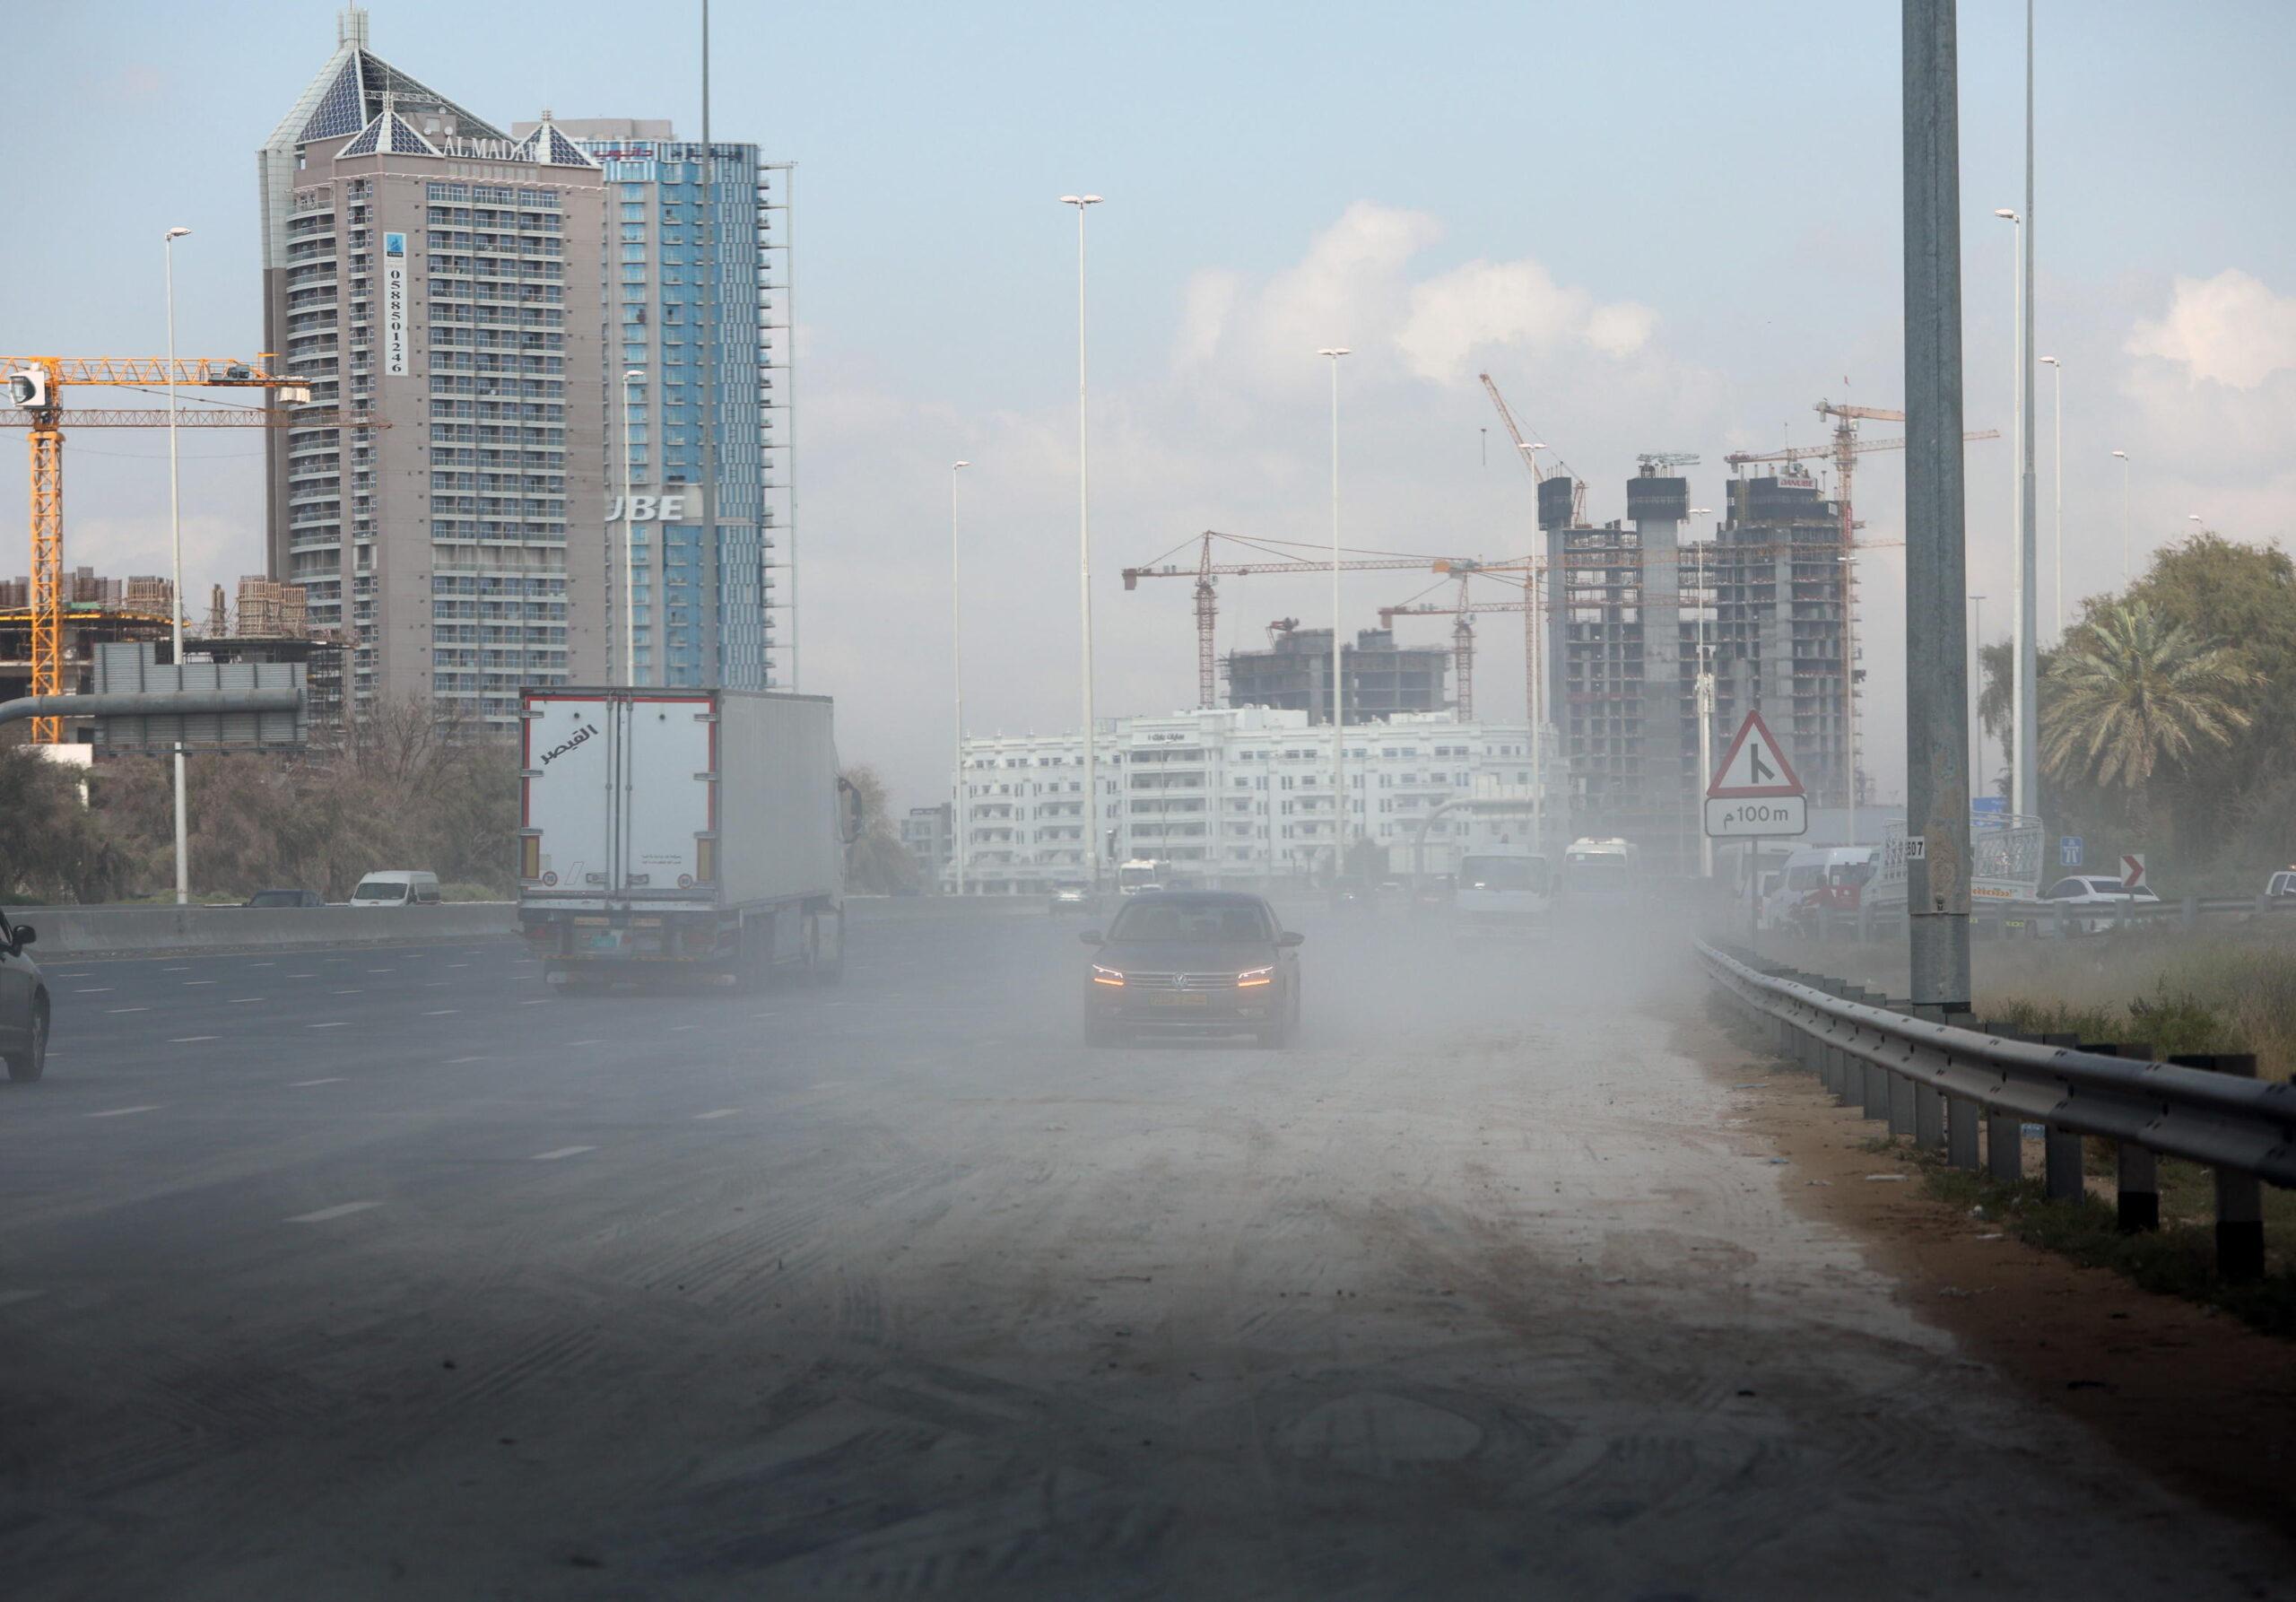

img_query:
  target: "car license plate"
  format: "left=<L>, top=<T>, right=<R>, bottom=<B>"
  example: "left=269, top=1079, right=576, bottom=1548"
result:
left=1156, top=992, right=1210, bottom=1008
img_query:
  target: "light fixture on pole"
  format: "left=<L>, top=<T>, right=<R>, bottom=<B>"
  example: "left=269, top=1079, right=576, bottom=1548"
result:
left=1060, top=194, right=1102, bottom=888
left=2039, top=354, right=2062, bottom=635
left=2111, top=448, right=2131, bottom=583
left=950, top=459, right=970, bottom=895
left=621, top=368, right=645, bottom=687
left=1688, top=507, right=1714, bottom=875
left=1318, top=346, right=1352, bottom=875
left=164, top=225, right=193, bottom=906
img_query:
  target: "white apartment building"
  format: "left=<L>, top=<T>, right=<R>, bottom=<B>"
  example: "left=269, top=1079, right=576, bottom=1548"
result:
left=952, top=708, right=1551, bottom=894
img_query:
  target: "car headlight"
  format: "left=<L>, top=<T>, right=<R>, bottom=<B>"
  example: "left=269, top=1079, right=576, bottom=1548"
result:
left=1236, top=965, right=1274, bottom=988
left=1091, top=964, right=1126, bottom=988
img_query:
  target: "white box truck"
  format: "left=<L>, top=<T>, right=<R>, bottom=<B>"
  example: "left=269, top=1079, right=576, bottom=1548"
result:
left=517, top=687, right=857, bottom=989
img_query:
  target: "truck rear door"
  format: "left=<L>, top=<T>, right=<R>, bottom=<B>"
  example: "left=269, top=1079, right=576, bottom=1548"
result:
left=618, top=696, right=714, bottom=894
left=525, top=693, right=615, bottom=896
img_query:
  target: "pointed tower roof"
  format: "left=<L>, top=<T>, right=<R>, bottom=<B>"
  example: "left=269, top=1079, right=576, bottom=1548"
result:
left=340, top=91, right=442, bottom=159
left=515, top=109, right=604, bottom=170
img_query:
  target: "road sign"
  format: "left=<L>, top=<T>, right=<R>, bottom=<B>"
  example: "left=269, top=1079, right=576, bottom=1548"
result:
left=2060, top=835, right=2083, bottom=867
left=2121, top=851, right=2147, bottom=892
left=1706, top=709, right=1805, bottom=838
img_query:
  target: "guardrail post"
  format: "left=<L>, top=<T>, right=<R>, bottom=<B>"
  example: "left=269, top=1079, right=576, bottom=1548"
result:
left=1910, top=1005, right=1947, bottom=1148
left=2176, top=1052, right=2265, bottom=1281
left=1983, top=1023, right=2025, bottom=1182
left=1943, top=1009, right=1982, bottom=1169
left=2088, top=1043, right=2160, bottom=1232
left=1881, top=999, right=1916, bottom=1135
left=2038, top=1032, right=2086, bottom=1203
left=1811, top=981, right=1839, bottom=1093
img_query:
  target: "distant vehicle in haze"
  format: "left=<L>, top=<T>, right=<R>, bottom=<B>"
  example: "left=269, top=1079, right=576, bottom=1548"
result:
left=1048, top=883, right=1091, bottom=914
left=349, top=870, right=439, bottom=908
left=1768, top=846, right=1879, bottom=935
left=2040, top=875, right=2161, bottom=935
left=1561, top=838, right=1640, bottom=907
left=1455, top=849, right=1552, bottom=936
left=243, top=888, right=324, bottom=909
left=1117, top=858, right=1168, bottom=896
left=2263, top=867, right=2296, bottom=901
left=1079, top=891, right=1304, bottom=1049
left=517, top=687, right=857, bottom=991
left=0, top=906, right=48, bottom=1083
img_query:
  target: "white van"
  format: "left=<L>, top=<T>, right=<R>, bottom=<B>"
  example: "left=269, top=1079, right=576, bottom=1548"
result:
left=1764, top=847, right=1878, bottom=933
left=348, top=870, right=441, bottom=908
left=1455, top=849, right=1553, bottom=935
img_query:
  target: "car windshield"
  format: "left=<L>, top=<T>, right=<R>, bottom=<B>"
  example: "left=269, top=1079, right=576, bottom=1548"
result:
left=1461, top=857, right=1547, bottom=892
left=1109, top=897, right=1272, bottom=944
left=351, top=880, right=407, bottom=902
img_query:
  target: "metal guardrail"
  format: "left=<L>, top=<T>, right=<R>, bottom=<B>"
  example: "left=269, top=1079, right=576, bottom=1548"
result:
left=1807, top=892, right=2296, bottom=944
left=1696, top=937, right=2294, bottom=1279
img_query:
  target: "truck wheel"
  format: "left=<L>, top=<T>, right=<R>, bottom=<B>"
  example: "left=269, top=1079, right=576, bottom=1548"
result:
left=5, top=999, right=48, bottom=1083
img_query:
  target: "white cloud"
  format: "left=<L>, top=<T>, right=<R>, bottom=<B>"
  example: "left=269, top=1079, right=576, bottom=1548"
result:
left=2126, top=268, right=2296, bottom=389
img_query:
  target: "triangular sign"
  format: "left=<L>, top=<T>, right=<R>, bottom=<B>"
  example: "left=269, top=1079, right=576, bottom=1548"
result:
left=1708, top=709, right=1804, bottom=798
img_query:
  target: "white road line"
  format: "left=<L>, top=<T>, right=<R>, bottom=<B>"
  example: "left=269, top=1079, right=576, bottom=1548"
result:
left=422, top=1008, right=460, bottom=1016
left=285, top=972, right=317, bottom=979
left=249, top=962, right=277, bottom=968
left=308, top=1021, right=350, bottom=1030
left=694, top=1108, right=740, bottom=1119
left=422, top=981, right=448, bottom=988
left=566, top=1038, right=604, bottom=1047
left=669, top=1023, right=701, bottom=1032
left=366, top=968, right=396, bottom=974
left=444, top=1055, right=488, bottom=1064
left=105, top=1006, right=151, bottom=1014
left=54, top=971, right=93, bottom=979
left=229, top=997, right=267, bottom=1004
left=290, top=1077, right=346, bottom=1087
left=285, top=1201, right=380, bottom=1224
left=160, top=967, right=190, bottom=973
left=531, top=1145, right=596, bottom=1161
left=72, top=988, right=115, bottom=995
left=182, top=980, right=216, bottom=987
left=329, top=988, right=361, bottom=996
left=170, top=1035, right=221, bottom=1044
left=0, top=1289, right=47, bottom=1309
left=447, top=962, right=470, bottom=969
left=88, top=1105, right=160, bottom=1119
left=519, top=998, right=549, bottom=1006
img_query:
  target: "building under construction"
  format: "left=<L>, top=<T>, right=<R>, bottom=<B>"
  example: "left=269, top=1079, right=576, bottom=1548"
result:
left=1223, top=623, right=1451, bottom=724
left=1544, top=463, right=1852, bottom=871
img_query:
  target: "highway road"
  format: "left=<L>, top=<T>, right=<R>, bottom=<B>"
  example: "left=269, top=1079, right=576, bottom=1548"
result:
left=0, top=905, right=2286, bottom=1598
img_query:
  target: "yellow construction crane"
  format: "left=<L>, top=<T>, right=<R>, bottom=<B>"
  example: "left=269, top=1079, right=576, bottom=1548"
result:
left=0, top=355, right=371, bottom=741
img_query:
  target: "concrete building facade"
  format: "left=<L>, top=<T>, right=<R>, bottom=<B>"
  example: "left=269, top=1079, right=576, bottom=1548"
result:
left=952, top=709, right=1543, bottom=895
left=1223, top=625, right=1450, bottom=724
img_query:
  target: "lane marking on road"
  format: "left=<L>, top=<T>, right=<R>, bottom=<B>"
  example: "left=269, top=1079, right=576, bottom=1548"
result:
left=695, top=1109, right=740, bottom=1119
left=285, top=972, right=317, bottom=979
left=181, top=980, right=216, bottom=987
left=249, top=962, right=277, bottom=968
left=447, top=962, right=470, bottom=969
left=329, top=988, right=361, bottom=996
left=72, top=988, right=115, bottom=995
left=0, top=1289, right=46, bottom=1309
left=308, top=1021, right=351, bottom=1030
left=105, top=1006, right=152, bottom=1014
left=531, top=1145, right=596, bottom=1161
left=444, top=1055, right=488, bottom=1065
left=170, top=1035, right=221, bottom=1044
left=160, top=967, right=190, bottom=973
left=423, top=981, right=448, bottom=988
left=89, top=1105, right=160, bottom=1119
left=285, top=1201, right=381, bottom=1223
left=366, top=968, right=396, bottom=974
left=53, top=971, right=92, bottom=979
left=566, top=1038, right=604, bottom=1047
left=519, top=998, right=550, bottom=1006
left=290, top=1077, right=346, bottom=1087
left=422, top=1008, right=460, bottom=1016
left=229, top=997, right=267, bottom=1004
left=669, top=1023, right=701, bottom=1032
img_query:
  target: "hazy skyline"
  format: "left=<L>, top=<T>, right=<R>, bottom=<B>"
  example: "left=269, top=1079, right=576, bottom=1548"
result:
left=8, top=0, right=2292, bottom=809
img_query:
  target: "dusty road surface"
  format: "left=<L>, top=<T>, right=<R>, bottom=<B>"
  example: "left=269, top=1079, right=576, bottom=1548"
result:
left=1, top=904, right=2286, bottom=1598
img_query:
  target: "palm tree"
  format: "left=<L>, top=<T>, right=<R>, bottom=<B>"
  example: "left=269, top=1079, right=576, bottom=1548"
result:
left=2041, top=601, right=2257, bottom=792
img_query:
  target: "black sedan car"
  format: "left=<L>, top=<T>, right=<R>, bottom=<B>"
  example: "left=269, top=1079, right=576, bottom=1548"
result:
left=1, top=907, right=50, bottom=1083
left=1080, top=891, right=1303, bottom=1048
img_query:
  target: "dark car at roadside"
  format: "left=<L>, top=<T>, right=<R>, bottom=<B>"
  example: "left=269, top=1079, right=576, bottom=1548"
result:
left=0, top=906, right=51, bottom=1083
left=1080, top=891, right=1303, bottom=1048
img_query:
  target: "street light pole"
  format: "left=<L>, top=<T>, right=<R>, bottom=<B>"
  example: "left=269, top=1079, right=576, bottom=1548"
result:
left=1318, top=347, right=1352, bottom=876
left=1688, top=507, right=1714, bottom=876
left=621, top=368, right=645, bottom=687
left=2112, top=448, right=2130, bottom=584
left=2041, top=354, right=2062, bottom=636
left=1994, top=205, right=2035, bottom=823
left=1969, top=592, right=1986, bottom=793
left=1060, top=195, right=1102, bottom=890
left=164, top=225, right=192, bottom=906
left=950, top=459, right=970, bottom=895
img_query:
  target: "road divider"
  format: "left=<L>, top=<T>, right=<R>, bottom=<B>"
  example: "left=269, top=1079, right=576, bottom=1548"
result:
left=15, top=902, right=517, bottom=956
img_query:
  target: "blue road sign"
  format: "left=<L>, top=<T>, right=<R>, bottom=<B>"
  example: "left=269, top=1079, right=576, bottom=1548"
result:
left=2060, top=835, right=2083, bottom=867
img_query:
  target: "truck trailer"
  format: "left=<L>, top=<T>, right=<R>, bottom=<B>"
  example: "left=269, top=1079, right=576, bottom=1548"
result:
left=517, top=686, right=857, bottom=990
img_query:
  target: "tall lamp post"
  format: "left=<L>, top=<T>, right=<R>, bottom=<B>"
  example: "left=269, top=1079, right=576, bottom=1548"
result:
left=1994, top=205, right=2036, bottom=823
left=950, top=459, right=970, bottom=894
left=1519, top=440, right=1547, bottom=850
left=1969, top=593, right=1987, bottom=797
left=2040, top=353, right=2062, bottom=635
left=2111, top=448, right=2131, bottom=583
left=1318, top=346, right=1352, bottom=875
left=1059, top=194, right=1102, bottom=888
left=621, top=368, right=645, bottom=686
left=164, top=225, right=192, bottom=905
left=1687, top=507, right=1714, bottom=875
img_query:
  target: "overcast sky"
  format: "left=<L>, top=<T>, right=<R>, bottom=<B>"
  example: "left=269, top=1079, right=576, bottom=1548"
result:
left=9, top=1, right=2293, bottom=811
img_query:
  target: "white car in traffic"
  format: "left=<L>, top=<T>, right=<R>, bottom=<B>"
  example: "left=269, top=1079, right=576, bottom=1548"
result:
left=2039, top=875, right=2159, bottom=934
